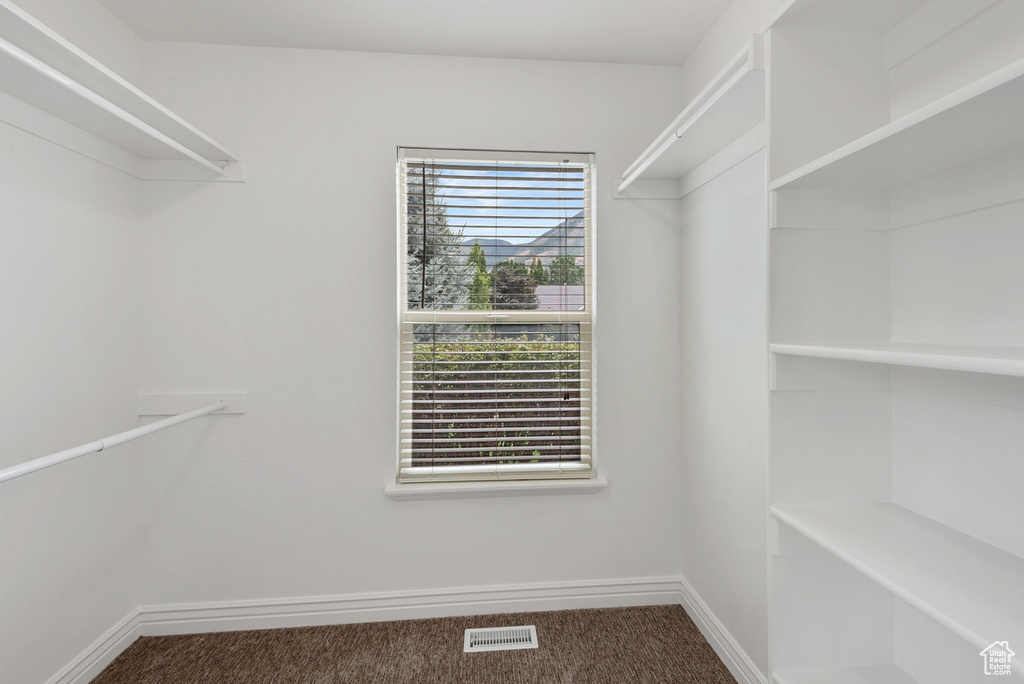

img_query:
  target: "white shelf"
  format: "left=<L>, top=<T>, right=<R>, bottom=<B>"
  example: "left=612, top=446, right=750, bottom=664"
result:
left=0, top=0, right=239, bottom=179
left=770, top=342, right=1024, bottom=378
left=772, top=503, right=1024, bottom=676
left=770, top=56, right=1024, bottom=191
left=616, top=36, right=764, bottom=196
left=774, top=664, right=919, bottom=684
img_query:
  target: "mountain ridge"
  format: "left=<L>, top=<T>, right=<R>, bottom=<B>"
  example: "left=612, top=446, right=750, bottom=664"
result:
left=460, top=212, right=584, bottom=268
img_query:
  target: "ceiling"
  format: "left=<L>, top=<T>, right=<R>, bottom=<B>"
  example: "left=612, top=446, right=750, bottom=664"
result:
left=96, top=0, right=736, bottom=66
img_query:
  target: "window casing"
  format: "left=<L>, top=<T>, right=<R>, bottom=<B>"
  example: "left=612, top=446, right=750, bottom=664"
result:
left=397, top=148, right=595, bottom=483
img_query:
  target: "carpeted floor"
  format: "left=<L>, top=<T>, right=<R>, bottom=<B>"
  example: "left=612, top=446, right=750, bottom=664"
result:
left=90, top=604, right=738, bottom=683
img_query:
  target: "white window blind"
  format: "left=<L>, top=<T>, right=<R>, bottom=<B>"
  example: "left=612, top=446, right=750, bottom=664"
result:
left=397, top=148, right=595, bottom=483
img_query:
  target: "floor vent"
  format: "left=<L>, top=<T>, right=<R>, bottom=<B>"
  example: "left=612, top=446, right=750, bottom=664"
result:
left=463, top=625, right=539, bottom=652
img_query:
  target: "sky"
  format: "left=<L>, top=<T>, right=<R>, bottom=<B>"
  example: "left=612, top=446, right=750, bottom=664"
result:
left=414, top=161, right=586, bottom=247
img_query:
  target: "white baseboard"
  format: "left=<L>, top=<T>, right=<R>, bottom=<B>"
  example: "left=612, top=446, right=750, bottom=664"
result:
left=55, top=575, right=765, bottom=684
left=135, top=576, right=684, bottom=636
left=677, top=574, right=769, bottom=684
left=47, top=610, right=142, bottom=684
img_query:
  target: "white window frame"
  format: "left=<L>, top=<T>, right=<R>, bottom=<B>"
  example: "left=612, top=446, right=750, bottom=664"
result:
left=392, top=148, right=598, bottom=489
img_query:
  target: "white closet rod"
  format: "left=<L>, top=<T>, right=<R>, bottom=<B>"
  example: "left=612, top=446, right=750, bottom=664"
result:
left=0, top=400, right=226, bottom=485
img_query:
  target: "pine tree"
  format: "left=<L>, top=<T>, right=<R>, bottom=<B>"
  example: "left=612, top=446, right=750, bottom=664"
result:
left=467, top=241, right=492, bottom=309
left=406, top=165, right=472, bottom=310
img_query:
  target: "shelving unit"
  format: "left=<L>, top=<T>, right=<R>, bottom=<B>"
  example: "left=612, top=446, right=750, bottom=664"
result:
left=767, top=0, right=1024, bottom=682
left=0, top=0, right=243, bottom=180
left=773, top=504, right=1024, bottom=669
left=615, top=35, right=764, bottom=199
left=614, top=0, right=1024, bottom=679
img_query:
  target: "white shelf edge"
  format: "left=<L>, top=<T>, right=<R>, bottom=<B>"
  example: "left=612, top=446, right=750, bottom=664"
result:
left=0, top=0, right=239, bottom=176
left=769, top=342, right=1024, bottom=378
left=771, top=503, right=1024, bottom=676
left=769, top=55, right=1024, bottom=191
left=774, top=664, right=920, bottom=684
left=616, top=34, right=764, bottom=193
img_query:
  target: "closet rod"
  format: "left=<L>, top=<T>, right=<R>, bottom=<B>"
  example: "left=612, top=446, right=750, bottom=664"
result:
left=0, top=400, right=226, bottom=485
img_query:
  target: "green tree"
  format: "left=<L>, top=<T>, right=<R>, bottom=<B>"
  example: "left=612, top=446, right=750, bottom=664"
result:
left=529, top=256, right=548, bottom=284
left=492, top=259, right=530, bottom=277
left=547, top=255, right=584, bottom=286
left=468, top=240, right=488, bottom=272
left=406, top=165, right=472, bottom=309
left=467, top=241, right=492, bottom=309
left=491, top=260, right=538, bottom=309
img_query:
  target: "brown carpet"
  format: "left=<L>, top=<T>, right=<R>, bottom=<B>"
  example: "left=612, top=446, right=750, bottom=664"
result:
left=91, top=605, right=738, bottom=683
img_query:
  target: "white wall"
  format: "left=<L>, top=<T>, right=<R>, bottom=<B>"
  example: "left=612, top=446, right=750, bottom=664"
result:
left=0, top=2, right=148, bottom=680
left=678, top=149, right=770, bottom=676
left=131, top=43, right=689, bottom=609
left=0, top=93, right=143, bottom=684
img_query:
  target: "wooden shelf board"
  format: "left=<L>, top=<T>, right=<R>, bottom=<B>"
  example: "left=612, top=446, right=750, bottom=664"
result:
left=770, top=342, right=1024, bottom=378
left=772, top=502, right=1024, bottom=675
left=0, top=0, right=236, bottom=167
left=770, top=57, right=1024, bottom=192
left=774, top=664, right=919, bottom=684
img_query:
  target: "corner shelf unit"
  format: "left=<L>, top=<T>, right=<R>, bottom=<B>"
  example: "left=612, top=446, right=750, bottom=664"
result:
left=0, top=0, right=243, bottom=181
left=767, top=0, right=1024, bottom=682
left=615, top=34, right=765, bottom=199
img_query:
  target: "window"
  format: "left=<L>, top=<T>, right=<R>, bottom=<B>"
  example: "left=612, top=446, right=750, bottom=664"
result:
left=397, top=148, right=594, bottom=483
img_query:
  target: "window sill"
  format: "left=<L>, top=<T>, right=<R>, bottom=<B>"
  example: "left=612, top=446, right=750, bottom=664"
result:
left=384, top=477, right=608, bottom=501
